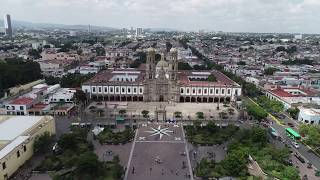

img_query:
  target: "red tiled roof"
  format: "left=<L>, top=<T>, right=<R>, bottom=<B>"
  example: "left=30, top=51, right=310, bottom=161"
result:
left=270, top=87, right=317, bottom=97
left=32, top=103, right=48, bottom=108
left=11, top=97, right=34, bottom=105
left=270, top=89, right=295, bottom=97
left=178, top=70, right=238, bottom=87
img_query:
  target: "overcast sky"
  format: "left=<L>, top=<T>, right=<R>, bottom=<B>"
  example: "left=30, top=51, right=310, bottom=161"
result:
left=1, top=0, right=320, bottom=33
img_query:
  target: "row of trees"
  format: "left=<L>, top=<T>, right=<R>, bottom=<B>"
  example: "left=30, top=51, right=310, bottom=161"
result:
left=257, top=96, right=284, bottom=113
left=0, top=58, right=42, bottom=98
left=275, top=46, right=297, bottom=54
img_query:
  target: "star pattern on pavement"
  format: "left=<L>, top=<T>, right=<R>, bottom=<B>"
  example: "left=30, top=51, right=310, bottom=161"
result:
left=145, top=125, right=173, bottom=139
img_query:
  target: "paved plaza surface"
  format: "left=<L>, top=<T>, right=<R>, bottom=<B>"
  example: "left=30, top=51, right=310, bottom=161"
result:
left=126, top=123, right=193, bottom=180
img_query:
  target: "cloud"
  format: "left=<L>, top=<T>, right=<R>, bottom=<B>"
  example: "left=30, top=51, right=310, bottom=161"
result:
left=0, top=0, right=319, bottom=33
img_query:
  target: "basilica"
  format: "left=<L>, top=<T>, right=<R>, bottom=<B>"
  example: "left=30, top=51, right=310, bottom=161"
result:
left=82, top=48, right=242, bottom=103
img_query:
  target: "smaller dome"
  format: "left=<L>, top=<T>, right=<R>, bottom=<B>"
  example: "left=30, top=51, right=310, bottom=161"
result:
left=147, top=47, right=155, bottom=52
left=170, top=48, right=177, bottom=53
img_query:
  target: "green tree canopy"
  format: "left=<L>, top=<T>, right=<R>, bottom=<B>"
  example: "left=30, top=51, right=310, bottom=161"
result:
left=141, top=110, right=149, bottom=118
left=33, top=132, right=53, bottom=154
left=264, top=67, right=279, bottom=76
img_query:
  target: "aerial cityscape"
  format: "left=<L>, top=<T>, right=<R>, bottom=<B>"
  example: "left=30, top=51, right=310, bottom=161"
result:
left=0, top=1, right=320, bottom=180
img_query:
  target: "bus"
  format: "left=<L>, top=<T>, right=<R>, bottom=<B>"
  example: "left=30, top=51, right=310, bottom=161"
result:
left=268, top=127, right=279, bottom=139
left=285, top=128, right=301, bottom=140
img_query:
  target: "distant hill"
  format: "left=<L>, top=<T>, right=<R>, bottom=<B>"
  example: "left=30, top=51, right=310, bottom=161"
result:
left=0, top=19, right=117, bottom=31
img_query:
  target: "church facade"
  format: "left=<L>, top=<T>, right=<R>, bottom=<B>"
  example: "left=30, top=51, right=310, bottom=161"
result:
left=82, top=48, right=242, bottom=103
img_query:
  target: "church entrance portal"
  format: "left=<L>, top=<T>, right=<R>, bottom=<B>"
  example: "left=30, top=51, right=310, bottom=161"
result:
left=159, top=95, right=164, bottom=102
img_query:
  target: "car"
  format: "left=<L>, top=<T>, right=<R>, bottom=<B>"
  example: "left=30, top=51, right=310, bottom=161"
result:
left=292, top=141, right=299, bottom=149
left=277, top=114, right=286, bottom=119
left=307, top=162, right=312, bottom=169
left=302, top=175, right=308, bottom=180
left=287, top=123, right=294, bottom=127
left=284, top=159, right=293, bottom=166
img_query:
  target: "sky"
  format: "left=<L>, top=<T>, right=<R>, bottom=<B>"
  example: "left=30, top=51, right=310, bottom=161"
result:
left=1, top=0, right=320, bottom=33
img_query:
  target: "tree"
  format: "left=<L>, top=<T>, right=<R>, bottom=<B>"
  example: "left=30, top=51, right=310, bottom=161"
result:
left=0, top=58, right=42, bottom=97
left=207, top=74, right=217, bottom=82
left=281, top=166, right=300, bottom=180
left=264, top=67, right=278, bottom=76
left=33, top=132, right=53, bottom=154
left=220, top=149, right=248, bottom=177
left=95, top=47, right=106, bottom=56
left=178, top=62, right=193, bottom=70
left=257, top=96, right=283, bottom=113
left=77, top=152, right=101, bottom=175
left=287, top=107, right=299, bottom=119
left=130, top=52, right=146, bottom=68
left=237, top=61, right=246, bottom=66
left=141, top=110, right=149, bottom=118
left=246, top=103, right=268, bottom=121
left=28, top=49, right=42, bottom=59
left=58, top=133, right=79, bottom=151
left=73, top=90, right=87, bottom=104
left=196, top=112, right=204, bottom=119
left=166, top=42, right=173, bottom=52
left=193, top=120, right=202, bottom=129
left=276, top=46, right=286, bottom=52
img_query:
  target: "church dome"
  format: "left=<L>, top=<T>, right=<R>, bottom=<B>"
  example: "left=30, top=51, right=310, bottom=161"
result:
left=147, top=47, right=156, bottom=52
left=156, top=54, right=169, bottom=68
left=156, top=59, right=169, bottom=68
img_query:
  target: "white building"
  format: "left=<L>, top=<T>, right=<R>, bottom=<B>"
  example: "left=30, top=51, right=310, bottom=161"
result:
left=298, top=108, right=320, bottom=125
left=44, top=88, right=76, bottom=103
left=136, top=28, right=143, bottom=37
left=266, top=87, right=320, bottom=110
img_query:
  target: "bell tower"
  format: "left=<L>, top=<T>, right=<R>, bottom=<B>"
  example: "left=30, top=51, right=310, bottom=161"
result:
left=169, top=48, right=178, bottom=81
left=146, top=47, right=156, bottom=79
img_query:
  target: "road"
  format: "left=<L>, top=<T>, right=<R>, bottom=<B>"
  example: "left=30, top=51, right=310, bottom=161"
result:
left=270, top=116, right=320, bottom=170
left=247, top=97, right=320, bottom=171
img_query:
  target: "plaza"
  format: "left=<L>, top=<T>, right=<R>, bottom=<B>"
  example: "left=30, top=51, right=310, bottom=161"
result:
left=125, top=123, right=193, bottom=180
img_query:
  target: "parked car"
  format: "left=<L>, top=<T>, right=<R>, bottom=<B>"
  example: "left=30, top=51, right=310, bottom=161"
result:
left=307, top=162, right=313, bottom=169
left=284, top=159, right=293, bottom=166
left=288, top=123, right=294, bottom=127
left=277, top=114, right=286, bottom=119
left=292, top=141, right=299, bottom=149
left=302, top=175, right=308, bottom=180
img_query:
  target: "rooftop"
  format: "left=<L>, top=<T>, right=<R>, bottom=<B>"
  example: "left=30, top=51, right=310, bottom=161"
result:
left=0, top=116, right=43, bottom=141
left=10, top=97, right=34, bottom=105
